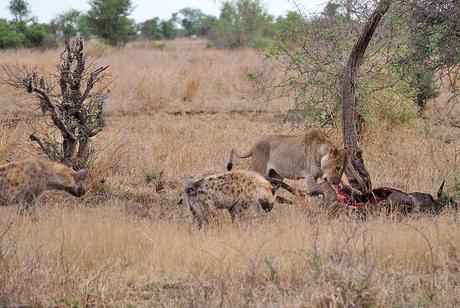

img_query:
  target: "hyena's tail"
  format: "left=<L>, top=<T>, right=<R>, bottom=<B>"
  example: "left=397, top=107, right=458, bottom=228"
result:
left=227, top=148, right=252, bottom=171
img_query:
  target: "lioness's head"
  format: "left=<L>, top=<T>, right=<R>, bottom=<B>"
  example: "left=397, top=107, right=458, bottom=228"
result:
left=320, top=146, right=351, bottom=185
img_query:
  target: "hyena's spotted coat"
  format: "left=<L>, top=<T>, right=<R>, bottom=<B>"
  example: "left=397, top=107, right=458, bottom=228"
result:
left=184, top=170, right=275, bottom=227
left=0, top=158, right=87, bottom=210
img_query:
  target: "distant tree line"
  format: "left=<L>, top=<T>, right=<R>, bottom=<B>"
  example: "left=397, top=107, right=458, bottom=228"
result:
left=137, top=0, right=277, bottom=49
left=0, top=0, right=52, bottom=49
left=0, top=0, right=292, bottom=49
left=1, top=0, right=137, bottom=48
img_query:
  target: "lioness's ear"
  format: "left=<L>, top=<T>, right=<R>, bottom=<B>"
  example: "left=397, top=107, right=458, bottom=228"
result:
left=344, top=146, right=352, bottom=156
left=74, top=169, right=88, bottom=181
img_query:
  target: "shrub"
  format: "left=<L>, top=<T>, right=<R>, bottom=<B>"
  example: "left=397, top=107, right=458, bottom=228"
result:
left=2, top=39, right=110, bottom=169
left=160, top=20, right=176, bottom=39
left=50, top=9, right=92, bottom=39
left=0, top=19, right=24, bottom=49
left=22, top=22, right=47, bottom=47
left=138, top=18, right=163, bottom=40
left=0, top=20, right=48, bottom=49
left=210, top=0, right=274, bottom=49
left=175, top=8, right=217, bottom=37
left=87, top=0, right=135, bottom=46
left=249, top=35, right=272, bottom=49
left=262, top=1, right=459, bottom=128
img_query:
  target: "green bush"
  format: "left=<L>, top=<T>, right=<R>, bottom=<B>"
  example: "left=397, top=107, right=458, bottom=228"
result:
left=138, top=16, right=180, bottom=40
left=249, top=35, right=272, bottom=49
left=23, top=23, right=47, bottom=47
left=0, top=19, right=24, bottom=48
left=50, top=9, right=92, bottom=38
left=264, top=1, right=458, bottom=128
left=175, top=8, right=216, bottom=37
left=41, top=34, right=59, bottom=49
left=210, top=0, right=274, bottom=49
left=0, top=19, right=48, bottom=49
left=160, top=20, right=176, bottom=39
left=87, top=0, right=135, bottom=46
left=389, top=1, right=459, bottom=109
left=1, top=0, right=60, bottom=49
left=140, top=18, right=163, bottom=40
left=393, top=61, right=438, bottom=109
left=272, top=11, right=305, bottom=47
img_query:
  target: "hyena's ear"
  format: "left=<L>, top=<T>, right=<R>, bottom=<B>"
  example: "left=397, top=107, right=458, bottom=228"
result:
left=74, top=169, right=88, bottom=181
left=344, top=146, right=352, bottom=157
left=185, top=181, right=197, bottom=195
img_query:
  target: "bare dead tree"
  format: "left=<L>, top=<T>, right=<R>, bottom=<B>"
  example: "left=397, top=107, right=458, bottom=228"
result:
left=341, top=0, right=391, bottom=193
left=2, top=38, right=109, bottom=169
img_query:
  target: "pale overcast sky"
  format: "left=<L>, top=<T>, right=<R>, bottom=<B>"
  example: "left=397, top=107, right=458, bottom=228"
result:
left=0, top=0, right=326, bottom=23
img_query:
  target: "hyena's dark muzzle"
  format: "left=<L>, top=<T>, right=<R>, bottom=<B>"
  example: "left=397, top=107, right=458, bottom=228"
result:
left=67, top=186, right=85, bottom=197
left=259, top=199, right=273, bottom=212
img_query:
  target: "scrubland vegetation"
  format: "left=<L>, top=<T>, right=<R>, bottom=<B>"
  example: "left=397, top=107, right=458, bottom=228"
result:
left=0, top=37, right=458, bottom=307
left=1, top=0, right=460, bottom=306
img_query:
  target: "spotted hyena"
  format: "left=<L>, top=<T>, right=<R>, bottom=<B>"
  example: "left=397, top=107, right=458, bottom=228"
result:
left=184, top=170, right=275, bottom=227
left=0, top=158, right=87, bottom=213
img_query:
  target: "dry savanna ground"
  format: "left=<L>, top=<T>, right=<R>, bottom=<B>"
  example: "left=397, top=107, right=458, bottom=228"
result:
left=0, top=39, right=459, bottom=307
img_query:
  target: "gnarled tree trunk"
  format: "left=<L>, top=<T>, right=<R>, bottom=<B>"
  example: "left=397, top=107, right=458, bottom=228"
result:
left=2, top=38, right=109, bottom=170
left=341, top=0, right=391, bottom=193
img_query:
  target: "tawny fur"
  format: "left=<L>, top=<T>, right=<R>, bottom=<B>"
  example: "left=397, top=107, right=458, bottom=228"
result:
left=227, top=129, right=350, bottom=194
left=185, top=170, right=275, bottom=227
left=0, top=158, right=87, bottom=209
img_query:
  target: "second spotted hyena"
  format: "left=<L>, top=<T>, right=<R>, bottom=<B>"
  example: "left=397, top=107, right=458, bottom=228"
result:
left=0, top=158, right=87, bottom=211
left=184, top=170, right=275, bottom=227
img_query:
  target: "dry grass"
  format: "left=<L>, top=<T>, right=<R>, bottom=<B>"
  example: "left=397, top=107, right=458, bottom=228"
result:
left=1, top=39, right=460, bottom=307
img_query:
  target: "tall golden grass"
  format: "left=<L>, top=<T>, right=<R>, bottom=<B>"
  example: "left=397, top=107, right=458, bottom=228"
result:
left=0, top=39, right=459, bottom=306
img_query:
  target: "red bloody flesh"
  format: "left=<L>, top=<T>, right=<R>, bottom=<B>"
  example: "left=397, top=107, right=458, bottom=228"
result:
left=331, top=184, right=396, bottom=208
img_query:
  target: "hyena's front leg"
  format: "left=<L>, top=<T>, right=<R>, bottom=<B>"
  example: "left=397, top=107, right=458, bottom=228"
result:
left=228, top=204, right=242, bottom=223
left=15, top=191, right=37, bottom=217
left=17, top=200, right=39, bottom=222
left=186, top=197, right=206, bottom=228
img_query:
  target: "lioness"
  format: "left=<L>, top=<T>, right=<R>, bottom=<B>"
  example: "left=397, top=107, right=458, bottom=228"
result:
left=227, top=129, right=350, bottom=194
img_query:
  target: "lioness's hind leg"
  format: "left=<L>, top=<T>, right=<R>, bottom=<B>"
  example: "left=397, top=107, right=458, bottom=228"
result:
left=250, top=156, right=270, bottom=177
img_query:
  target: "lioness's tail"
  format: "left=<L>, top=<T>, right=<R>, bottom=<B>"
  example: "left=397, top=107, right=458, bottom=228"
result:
left=227, top=148, right=252, bottom=171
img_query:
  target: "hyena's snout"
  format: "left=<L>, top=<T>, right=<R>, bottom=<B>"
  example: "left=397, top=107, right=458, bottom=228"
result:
left=259, top=199, right=273, bottom=212
left=77, top=186, right=86, bottom=197
left=71, top=186, right=85, bottom=197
